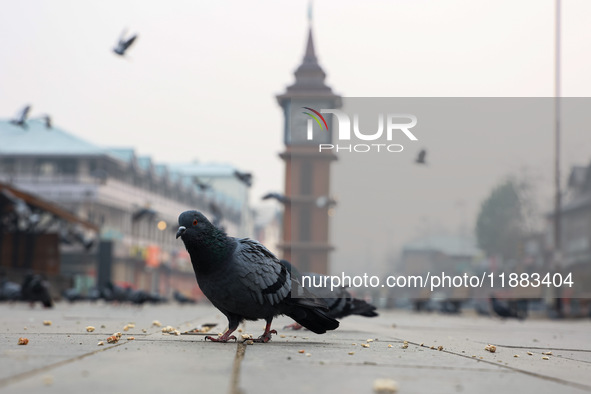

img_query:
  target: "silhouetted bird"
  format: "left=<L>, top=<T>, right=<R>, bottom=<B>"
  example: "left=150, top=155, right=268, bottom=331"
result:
left=192, top=177, right=211, bottom=191
left=113, top=29, right=138, bottom=56
left=21, top=273, right=53, bottom=308
left=173, top=290, right=197, bottom=304
left=262, top=192, right=289, bottom=204
left=33, top=114, right=52, bottom=129
left=0, top=279, right=21, bottom=302
left=176, top=210, right=338, bottom=342
left=10, top=105, right=31, bottom=128
left=233, top=170, right=253, bottom=187
left=62, top=288, right=84, bottom=303
left=490, top=296, right=527, bottom=320
left=128, top=289, right=164, bottom=305
left=415, top=149, right=427, bottom=164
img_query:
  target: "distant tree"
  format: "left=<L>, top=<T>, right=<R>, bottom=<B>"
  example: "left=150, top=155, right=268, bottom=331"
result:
left=475, top=179, right=524, bottom=259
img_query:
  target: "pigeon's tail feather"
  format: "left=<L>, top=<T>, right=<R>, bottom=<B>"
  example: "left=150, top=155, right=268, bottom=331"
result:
left=348, top=299, right=379, bottom=317
left=282, top=296, right=339, bottom=334
left=285, top=304, right=339, bottom=334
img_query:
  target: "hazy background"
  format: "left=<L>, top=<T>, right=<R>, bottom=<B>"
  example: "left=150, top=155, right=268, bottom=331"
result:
left=328, top=98, right=591, bottom=278
left=2, top=1, right=591, bottom=280
left=2, top=0, right=591, bottom=203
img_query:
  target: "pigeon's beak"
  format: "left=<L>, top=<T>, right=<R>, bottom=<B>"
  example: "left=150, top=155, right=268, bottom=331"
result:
left=176, top=226, right=186, bottom=239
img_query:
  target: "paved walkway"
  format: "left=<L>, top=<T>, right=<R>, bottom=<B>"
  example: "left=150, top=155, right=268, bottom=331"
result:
left=0, top=302, right=590, bottom=393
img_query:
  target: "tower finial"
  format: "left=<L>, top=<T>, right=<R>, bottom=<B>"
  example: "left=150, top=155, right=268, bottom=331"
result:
left=308, top=0, right=313, bottom=26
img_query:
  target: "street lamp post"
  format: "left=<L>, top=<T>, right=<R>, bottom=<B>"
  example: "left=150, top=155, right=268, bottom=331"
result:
left=553, top=0, right=563, bottom=316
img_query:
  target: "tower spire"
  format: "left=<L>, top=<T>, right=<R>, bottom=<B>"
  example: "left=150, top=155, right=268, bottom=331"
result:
left=276, top=1, right=339, bottom=99
left=303, top=27, right=317, bottom=63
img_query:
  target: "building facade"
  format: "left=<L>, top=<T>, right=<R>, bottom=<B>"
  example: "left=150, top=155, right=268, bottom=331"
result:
left=0, top=119, right=253, bottom=298
left=276, top=28, right=341, bottom=274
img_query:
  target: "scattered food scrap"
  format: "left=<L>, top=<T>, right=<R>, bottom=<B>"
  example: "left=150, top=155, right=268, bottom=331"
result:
left=17, top=337, right=29, bottom=345
left=373, top=378, right=399, bottom=393
left=86, top=326, right=95, bottom=332
left=484, top=344, right=497, bottom=353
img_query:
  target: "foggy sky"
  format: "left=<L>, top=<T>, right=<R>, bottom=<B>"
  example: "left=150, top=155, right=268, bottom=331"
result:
left=2, top=1, right=591, bottom=265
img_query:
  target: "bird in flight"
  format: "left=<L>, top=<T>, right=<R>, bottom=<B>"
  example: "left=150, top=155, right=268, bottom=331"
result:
left=233, top=170, right=253, bottom=187
left=113, top=29, right=138, bottom=56
left=415, top=149, right=427, bottom=165
left=32, top=114, right=52, bottom=129
left=262, top=192, right=290, bottom=204
left=10, top=105, right=31, bottom=128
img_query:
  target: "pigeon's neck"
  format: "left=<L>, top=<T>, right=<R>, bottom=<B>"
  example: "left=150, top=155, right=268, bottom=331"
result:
left=187, top=228, right=236, bottom=274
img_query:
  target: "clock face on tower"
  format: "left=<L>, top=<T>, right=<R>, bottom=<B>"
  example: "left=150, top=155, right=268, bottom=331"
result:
left=284, top=99, right=334, bottom=146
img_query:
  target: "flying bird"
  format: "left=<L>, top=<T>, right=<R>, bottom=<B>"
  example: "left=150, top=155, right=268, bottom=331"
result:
left=233, top=170, right=253, bottom=187
left=113, top=29, right=138, bottom=56
left=280, top=260, right=378, bottom=330
left=192, top=177, right=211, bottom=191
left=262, top=192, right=290, bottom=204
left=173, top=290, right=197, bottom=305
left=415, top=149, right=427, bottom=164
left=10, top=105, right=31, bottom=128
left=37, top=115, right=52, bottom=129
left=176, top=210, right=339, bottom=342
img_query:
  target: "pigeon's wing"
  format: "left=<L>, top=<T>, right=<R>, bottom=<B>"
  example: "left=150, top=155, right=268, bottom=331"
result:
left=233, top=238, right=291, bottom=306
left=14, top=105, right=30, bottom=122
left=123, top=34, right=137, bottom=50
left=21, top=106, right=31, bottom=120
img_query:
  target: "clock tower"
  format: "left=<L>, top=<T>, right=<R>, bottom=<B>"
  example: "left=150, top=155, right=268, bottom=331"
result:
left=276, top=27, right=341, bottom=274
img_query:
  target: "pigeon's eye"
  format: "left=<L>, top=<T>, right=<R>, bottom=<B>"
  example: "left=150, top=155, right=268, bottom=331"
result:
left=192, top=219, right=198, bottom=226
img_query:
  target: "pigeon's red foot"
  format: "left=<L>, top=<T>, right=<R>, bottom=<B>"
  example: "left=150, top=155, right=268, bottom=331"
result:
left=251, top=329, right=277, bottom=343
left=205, top=332, right=237, bottom=342
left=283, top=323, right=303, bottom=330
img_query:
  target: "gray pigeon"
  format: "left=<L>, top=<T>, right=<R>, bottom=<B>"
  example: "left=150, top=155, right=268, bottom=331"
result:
left=176, top=210, right=339, bottom=342
left=233, top=170, right=252, bottom=187
left=10, top=105, right=31, bottom=128
left=113, top=29, right=138, bottom=56
left=262, top=192, right=290, bottom=204
left=280, top=260, right=378, bottom=330
left=415, top=149, right=427, bottom=164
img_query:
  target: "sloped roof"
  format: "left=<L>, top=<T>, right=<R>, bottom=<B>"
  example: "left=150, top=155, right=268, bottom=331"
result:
left=168, top=162, right=237, bottom=177
left=0, top=119, right=104, bottom=156
left=106, top=148, right=136, bottom=163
